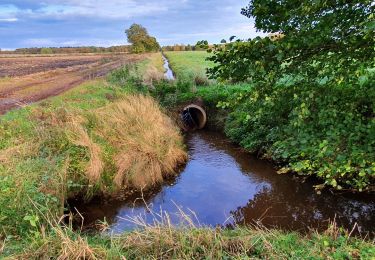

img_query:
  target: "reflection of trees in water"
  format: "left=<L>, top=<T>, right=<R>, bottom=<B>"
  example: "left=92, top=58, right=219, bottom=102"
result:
left=72, top=131, right=375, bottom=235
left=230, top=185, right=375, bottom=234
left=206, top=129, right=375, bottom=235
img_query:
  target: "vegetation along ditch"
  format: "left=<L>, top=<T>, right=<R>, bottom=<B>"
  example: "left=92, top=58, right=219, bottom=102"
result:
left=1, top=1, right=374, bottom=257
left=70, top=52, right=374, bottom=238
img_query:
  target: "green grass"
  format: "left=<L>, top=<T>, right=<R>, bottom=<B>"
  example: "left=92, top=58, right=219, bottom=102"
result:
left=1, top=53, right=374, bottom=258
left=0, top=80, right=122, bottom=236
left=0, top=62, right=186, bottom=238
left=164, top=51, right=214, bottom=84
left=3, top=221, right=374, bottom=259
left=134, top=53, right=164, bottom=76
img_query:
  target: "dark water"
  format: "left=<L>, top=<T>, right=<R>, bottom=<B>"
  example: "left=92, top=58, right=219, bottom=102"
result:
left=162, top=54, right=175, bottom=80
left=71, top=131, right=374, bottom=235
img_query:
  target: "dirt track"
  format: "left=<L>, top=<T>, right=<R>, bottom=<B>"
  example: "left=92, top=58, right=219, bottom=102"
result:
left=0, top=54, right=143, bottom=114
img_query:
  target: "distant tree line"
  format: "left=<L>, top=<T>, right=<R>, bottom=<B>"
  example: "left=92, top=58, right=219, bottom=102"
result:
left=162, top=41, right=216, bottom=52
left=162, top=44, right=201, bottom=52
left=0, top=45, right=131, bottom=55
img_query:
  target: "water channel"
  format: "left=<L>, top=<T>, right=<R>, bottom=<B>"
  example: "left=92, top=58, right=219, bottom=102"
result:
left=162, top=54, right=175, bottom=80
left=69, top=56, right=374, bottom=237
left=72, top=131, right=374, bottom=236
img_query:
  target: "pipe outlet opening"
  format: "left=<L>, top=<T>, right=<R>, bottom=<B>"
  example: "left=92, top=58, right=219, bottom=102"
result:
left=181, top=104, right=207, bottom=131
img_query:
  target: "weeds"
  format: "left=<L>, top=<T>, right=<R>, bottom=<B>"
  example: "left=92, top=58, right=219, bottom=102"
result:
left=95, top=95, right=187, bottom=189
left=6, top=210, right=375, bottom=259
left=0, top=77, right=186, bottom=238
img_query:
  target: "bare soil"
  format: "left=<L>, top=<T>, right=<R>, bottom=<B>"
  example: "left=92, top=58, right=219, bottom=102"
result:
left=0, top=53, right=144, bottom=114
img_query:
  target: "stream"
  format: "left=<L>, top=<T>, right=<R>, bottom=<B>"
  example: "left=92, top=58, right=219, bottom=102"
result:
left=71, top=131, right=374, bottom=236
left=162, top=54, right=175, bottom=80
left=69, top=56, right=374, bottom=236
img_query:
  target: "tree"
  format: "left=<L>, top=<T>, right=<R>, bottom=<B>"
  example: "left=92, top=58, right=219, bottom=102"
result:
left=207, top=0, right=375, bottom=191
left=241, top=0, right=374, bottom=53
left=195, top=40, right=209, bottom=50
left=209, top=0, right=374, bottom=83
left=125, top=23, right=160, bottom=53
left=40, top=48, right=53, bottom=55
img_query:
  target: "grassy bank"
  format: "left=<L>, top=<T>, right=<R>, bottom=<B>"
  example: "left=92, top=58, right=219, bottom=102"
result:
left=1, top=52, right=374, bottom=258
left=0, top=55, right=187, bottom=239
left=3, top=218, right=374, bottom=259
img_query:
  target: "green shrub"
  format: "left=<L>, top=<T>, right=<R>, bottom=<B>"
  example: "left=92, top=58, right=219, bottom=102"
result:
left=221, top=70, right=375, bottom=191
left=206, top=0, right=375, bottom=191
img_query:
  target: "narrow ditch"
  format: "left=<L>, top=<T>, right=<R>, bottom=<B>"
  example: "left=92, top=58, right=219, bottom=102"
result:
left=162, top=54, right=175, bottom=80
left=71, top=131, right=374, bottom=235
left=68, top=55, right=375, bottom=237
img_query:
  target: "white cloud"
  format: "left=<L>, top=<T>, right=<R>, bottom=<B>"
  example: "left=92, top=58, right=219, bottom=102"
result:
left=160, top=22, right=265, bottom=45
left=0, top=18, right=18, bottom=22
left=7, top=0, right=189, bottom=20
left=1, top=0, right=264, bottom=48
left=0, top=4, right=22, bottom=22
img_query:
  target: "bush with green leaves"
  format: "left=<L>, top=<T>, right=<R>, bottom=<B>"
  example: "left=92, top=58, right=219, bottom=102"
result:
left=208, top=0, right=375, bottom=191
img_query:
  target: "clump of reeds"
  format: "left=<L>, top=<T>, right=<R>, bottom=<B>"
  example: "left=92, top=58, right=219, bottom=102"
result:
left=143, top=66, right=164, bottom=86
left=35, top=94, right=187, bottom=192
left=66, top=117, right=103, bottom=184
left=52, top=94, right=187, bottom=192
left=95, top=94, right=187, bottom=190
left=8, top=207, right=375, bottom=259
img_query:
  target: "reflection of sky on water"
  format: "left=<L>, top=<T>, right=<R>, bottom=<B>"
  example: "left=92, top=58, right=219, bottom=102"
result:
left=111, top=133, right=270, bottom=233
left=75, top=131, right=374, bottom=236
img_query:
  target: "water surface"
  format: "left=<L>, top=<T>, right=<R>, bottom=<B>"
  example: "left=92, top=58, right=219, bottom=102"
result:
left=72, top=131, right=374, bottom=236
left=162, top=54, right=175, bottom=80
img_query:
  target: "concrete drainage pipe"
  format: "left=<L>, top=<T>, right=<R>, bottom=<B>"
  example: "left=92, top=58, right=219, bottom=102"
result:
left=181, top=104, right=207, bottom=131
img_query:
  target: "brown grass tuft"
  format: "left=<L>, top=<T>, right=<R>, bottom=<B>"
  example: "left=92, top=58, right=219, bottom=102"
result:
left=0, top=142, right=39, bottom=164
left=66, top=118, right=103, bottom=184
left=95, top=94, right=187, bottom=190
left=143, top=66, right=164, bottom=86
left=15, top=225, right=106, bottom=260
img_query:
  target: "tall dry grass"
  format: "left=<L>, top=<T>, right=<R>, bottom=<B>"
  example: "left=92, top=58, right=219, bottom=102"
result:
left=11, top=209, right=373, bottom=260
left=0, top=92, right=186, bottom=241
left=95, top=94, right=187, bottom=189
left=31, top=94, right=187, bottom=192
left=66, top=117, right=103, bottom=184
left=143, top=66, right=164, bottom=86
left=142, top=53, right=165, bottom=86
left=52, top=94, right=187, bottom=192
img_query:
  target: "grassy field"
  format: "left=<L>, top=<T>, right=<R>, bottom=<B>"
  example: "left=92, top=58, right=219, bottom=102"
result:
left=164, top=51, right=214, bottom=85
left=0, top=55, right=186, bottom=246
left=0, top=52, right=374, bottom=258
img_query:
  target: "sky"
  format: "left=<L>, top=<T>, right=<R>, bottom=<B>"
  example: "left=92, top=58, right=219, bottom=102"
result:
left=0, top=0, right=265, bottom=50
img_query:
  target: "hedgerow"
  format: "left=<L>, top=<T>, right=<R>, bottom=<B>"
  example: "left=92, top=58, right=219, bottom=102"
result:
left=207, top=0, right=375, bottom=191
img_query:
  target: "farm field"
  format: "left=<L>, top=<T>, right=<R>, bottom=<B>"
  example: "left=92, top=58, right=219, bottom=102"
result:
left=164, top=51, right=214, bottom=83
left=0, top=53, right=144, bottom=114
